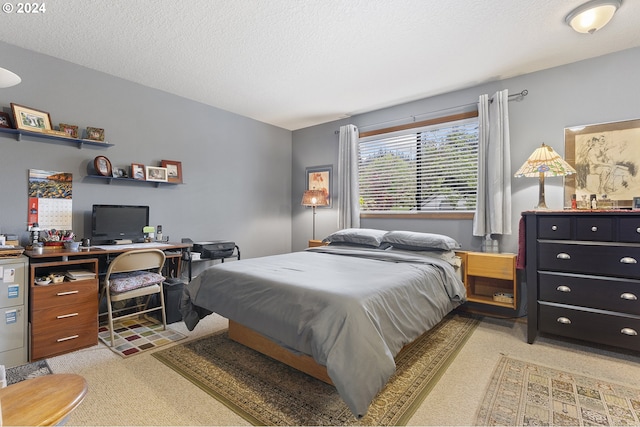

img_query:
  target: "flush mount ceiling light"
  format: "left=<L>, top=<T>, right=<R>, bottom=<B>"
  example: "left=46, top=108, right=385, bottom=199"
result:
left=565, top=0, right=622, bottom=34
left=0, top=66, right=21, bottom=88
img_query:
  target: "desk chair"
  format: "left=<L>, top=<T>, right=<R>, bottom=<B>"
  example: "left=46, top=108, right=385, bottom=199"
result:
left=102, top=249, right=166, bottom=347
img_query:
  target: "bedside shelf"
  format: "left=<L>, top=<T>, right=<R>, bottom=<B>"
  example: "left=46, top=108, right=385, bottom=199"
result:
left=457, top=251, right=517, bottom=310
left=0, top=127, right=114, bottom=149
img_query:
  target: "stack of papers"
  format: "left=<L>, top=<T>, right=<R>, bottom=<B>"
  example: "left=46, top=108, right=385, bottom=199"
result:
left=65, top=270, right=96, bottom=280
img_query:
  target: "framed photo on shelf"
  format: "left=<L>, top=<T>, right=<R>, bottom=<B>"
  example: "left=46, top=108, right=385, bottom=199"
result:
left=145, top=166, right=168, bottom=182
left=93, top=156, right=112, bottom=177
left=85, top=127, right=105, bottom=142
left=305, top=164, right=332, bottom=208
left=161, top=160, right=183, bottom=183
left=58, top=123, right=78, bottom=138
left=0, top=112, right=13, bottom=128
left=634, top=197, right=640, bottom=210
left=564, top=118, right=640, bottom=209
left=10, top=103, right=53, bottom=132
left=131, top=163, right=146, bottom=180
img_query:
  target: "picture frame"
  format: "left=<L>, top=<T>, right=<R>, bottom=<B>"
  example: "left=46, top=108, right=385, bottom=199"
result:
left=564, top=118, right=640, bottom=209
left=634, top=197, right=640, bottom=210
left=10, top=103, right=53, bottom=132
left=145, top=166, right=168, bottom=182
left=131, top=163, right=146, bottom=180
left=161, top=160, right=183, bottom=183
left=305, top=164, right=332, bottom=208
left=93, top=155, right=112, bottom=177
left=86, top=127, right=105, bottom=141
left=58, top=123, right=78, bottom=138
left=0, top=112, right=13, bottom=128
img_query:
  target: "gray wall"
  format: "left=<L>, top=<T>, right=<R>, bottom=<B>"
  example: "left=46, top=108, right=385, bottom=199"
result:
left=291, top=47, right=640, bottom=253
left=0, top=42, right=292, bottom=259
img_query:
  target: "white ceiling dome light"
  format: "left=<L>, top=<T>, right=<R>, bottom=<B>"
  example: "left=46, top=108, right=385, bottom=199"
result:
left=565, top=0, right=622, bottom=34
left=0, top=67, right=21, bottom=88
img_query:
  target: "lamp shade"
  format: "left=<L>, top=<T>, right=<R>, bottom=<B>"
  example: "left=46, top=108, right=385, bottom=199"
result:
left=565, top=0, right=621, bottom=34
left=0, top=67, right=21, bottom=88
left=514, top=143, right=576, bottom=178
left=301, top=189, right=329, bottom=207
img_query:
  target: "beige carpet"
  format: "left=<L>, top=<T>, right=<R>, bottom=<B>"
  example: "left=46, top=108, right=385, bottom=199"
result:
left=476, top=355, right=640, bottom=426
left=153, top=312, right=479, bottom=426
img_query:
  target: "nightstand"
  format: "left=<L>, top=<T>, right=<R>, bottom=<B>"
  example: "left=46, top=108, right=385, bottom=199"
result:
left=308, top=240, right=328, bottom=248
left=457, top=251, right=517, bottom=309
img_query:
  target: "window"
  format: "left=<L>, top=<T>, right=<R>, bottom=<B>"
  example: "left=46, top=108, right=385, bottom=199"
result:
left=358, top=112, right=478, bottom=216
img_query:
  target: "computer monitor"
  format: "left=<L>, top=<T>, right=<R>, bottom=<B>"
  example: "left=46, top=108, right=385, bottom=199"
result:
left=91, top=204, right=149, bottom=244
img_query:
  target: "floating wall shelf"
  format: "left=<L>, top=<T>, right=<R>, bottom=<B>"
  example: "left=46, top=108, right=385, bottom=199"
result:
left=85, top=174, right=180, bottom=188
left=0, top=127, right=114, bottom=149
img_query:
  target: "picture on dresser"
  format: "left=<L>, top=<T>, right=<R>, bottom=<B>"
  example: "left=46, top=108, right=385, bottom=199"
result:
left=564, top=118, right=640, bottom=209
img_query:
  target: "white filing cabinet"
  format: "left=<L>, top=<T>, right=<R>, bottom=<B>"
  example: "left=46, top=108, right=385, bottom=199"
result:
left=0, top=256, right=28, bottom=368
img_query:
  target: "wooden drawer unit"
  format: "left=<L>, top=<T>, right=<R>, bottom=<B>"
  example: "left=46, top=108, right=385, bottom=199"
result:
left=524, top=210, right=640, bottom=352
left=29, top=258, right=98, bottom=360
left=461, top=252, right=517, bottom=309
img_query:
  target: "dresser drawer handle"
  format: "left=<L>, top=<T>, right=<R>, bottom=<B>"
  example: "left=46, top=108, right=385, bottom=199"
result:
left=621, top=293, right=638, bottom=301
left=56, top=312, right=79, bottom=319
left=556, top=285, right=571, bottom=293
left=556, top=253, right=571, bottom=260
left=591, top=226, right=598, bottom=232
left=621, top=328, right=638, bottom=336
left=637, top=227, right=640, bottom=234
left=620, top=257, right=637, bottom=264
left=57, top=334, right=79, bottom=342
left=551, top=225, right=558, bottom=231
left=56, top=290, right=79, bottom=296
left=556, top=317, right=572, bottom=324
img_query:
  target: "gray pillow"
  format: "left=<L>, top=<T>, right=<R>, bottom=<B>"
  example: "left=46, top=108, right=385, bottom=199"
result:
left=322, top=228, right=388, bottom=248
left=382, top=230, right=460, bottom=251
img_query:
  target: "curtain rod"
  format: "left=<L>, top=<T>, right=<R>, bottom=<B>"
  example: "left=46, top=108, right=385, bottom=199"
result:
left=334, top=89, right=528, bottom=134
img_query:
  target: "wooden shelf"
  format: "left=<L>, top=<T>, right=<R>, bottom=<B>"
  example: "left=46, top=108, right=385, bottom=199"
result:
left=0, top=127, right=114, bottom=149
left=458, top=251, right=517, bottom=310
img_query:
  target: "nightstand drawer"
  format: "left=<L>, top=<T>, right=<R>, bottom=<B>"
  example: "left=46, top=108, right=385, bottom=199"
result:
left=538, top=242, right=640, bottom=279
left=466, top=253, right=514, bottom=280
left=538, top=216, right=572, bottom=240
left=538, top=272, right=640, bottom=315
left=538, top=303, right=640, bottom=351
left=576, top=217, right=614, bottom=241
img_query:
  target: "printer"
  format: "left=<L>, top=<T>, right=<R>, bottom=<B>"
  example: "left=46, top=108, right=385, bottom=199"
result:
left=192, top=241, right=236, bottom=259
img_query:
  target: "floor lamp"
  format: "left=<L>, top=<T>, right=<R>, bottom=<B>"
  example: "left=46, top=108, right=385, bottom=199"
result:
left=514, top=143, right=576, bottom=210
left=301, top=190, right=329, bottom=240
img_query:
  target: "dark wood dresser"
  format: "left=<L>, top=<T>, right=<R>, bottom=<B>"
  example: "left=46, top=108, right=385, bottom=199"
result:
left=523, top=210, right=640, bottom=351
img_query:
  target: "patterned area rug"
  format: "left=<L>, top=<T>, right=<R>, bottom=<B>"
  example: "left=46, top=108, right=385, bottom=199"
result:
left=153, top=312, right=479, bottom=426
left=5, top=360, right=52, bottom=385
left=476, top=356, right=640, bottom=426
left=98, top=317, right=186, bottom=358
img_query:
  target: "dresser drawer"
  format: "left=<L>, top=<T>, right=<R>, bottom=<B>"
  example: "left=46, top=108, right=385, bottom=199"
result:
left=538, top=272, right=640, bottom=315
left=538, top=303, right=640, bottom=351
left=575, top=217, right=613, bottom=241
left=538, top=242, right=640, bottom=279
left=538, top=216, right=572, bottom=239
left=30, top=321, right=98, bottom=360
left=619, top=217, right=640, bottom=243
left=31, top=280, right=97, bottom=309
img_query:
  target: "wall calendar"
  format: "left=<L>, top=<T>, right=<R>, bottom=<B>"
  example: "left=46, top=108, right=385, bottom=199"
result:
left=27, top=169, right=73, bottom=230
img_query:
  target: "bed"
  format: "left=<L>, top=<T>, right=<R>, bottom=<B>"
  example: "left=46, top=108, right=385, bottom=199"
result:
left=180, top=229, right=466, bottom=418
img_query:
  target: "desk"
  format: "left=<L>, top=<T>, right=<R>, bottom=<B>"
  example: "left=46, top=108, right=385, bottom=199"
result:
left=0, top=373, right=87, bottom=426
left=25, top=242, right=191, bottom=360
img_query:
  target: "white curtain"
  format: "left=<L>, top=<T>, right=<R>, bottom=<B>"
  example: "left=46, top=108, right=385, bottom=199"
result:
left=473, top=90, right=512, bottom=236
left=338, top=124, right=360, bottom=229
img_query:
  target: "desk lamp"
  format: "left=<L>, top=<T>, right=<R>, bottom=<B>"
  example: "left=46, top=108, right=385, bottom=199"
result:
left=514, top=143, right=576, bottom=210
left=301, top=189, right=329, bottom=240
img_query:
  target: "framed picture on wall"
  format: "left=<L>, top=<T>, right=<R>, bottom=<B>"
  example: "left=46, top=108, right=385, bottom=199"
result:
left=131, top=163, right=146, bottom=180
left=93, top=156, right=112, bottom=177
left=305, top=164, right=332, bottom=208
left=161, top=160, right=183, bottom=183
left=564, top=118, right=640, bottom=209
left=0, top=112, right=13, bottom=128
left=59, top=123, right=78, bottom=138
left=10, top=103, right=53, bottom=133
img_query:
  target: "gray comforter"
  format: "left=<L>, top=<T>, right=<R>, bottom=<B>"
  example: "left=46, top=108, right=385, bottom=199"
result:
left=180, top=246, right=466, bottom=418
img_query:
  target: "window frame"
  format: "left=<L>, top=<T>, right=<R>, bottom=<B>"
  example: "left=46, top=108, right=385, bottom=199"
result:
left=358, top=111, right=478, bottom=220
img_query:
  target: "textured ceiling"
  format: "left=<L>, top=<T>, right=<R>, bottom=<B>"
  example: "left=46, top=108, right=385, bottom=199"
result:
left=1, top=0, right=639, bottom=130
